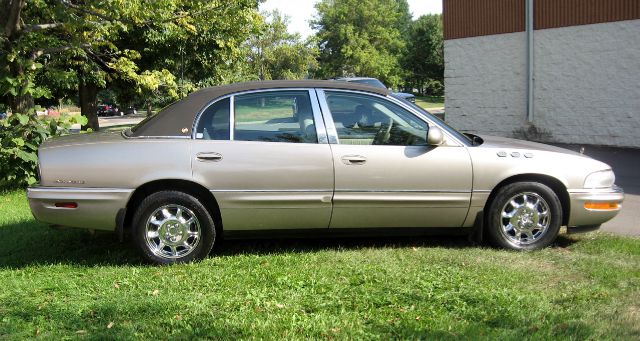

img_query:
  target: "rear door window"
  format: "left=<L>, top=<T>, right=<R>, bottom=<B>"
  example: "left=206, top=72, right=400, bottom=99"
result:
left=233, top=91, right=318, bottom=143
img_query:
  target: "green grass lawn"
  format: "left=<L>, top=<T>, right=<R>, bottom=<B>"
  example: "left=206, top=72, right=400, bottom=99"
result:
left=415, top=96, right=445, bottom=110
left=1, top=190, right=639, bottom=339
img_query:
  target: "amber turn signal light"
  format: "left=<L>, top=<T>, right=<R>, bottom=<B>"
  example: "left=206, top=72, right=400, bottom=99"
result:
left=55, top=202, right=78, bottom=208
left=584, top=202, right=620, bottom=210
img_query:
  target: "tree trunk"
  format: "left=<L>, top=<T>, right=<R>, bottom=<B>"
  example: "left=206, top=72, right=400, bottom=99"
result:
left=1, top=0, right=24, bottom=38
left=79, top=78, right=99, bottom=131
left=9, top=63, right=34, bottom=114
left=146, top=102, right=153, bottom=116
left=12, top=92, right=34, bottom=114
left=3, top=0, right=33, bottom=114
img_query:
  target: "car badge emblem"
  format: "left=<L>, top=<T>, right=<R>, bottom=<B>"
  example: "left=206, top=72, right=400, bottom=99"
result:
left=181, top=127, right=189, bottom=134
left=497, top=151, right=507, bottom=157
left=511, top=152, right=521, bottom=158
left=524, top=153, right=534, bottom=158
left=55, top=179, right=85, bottom=184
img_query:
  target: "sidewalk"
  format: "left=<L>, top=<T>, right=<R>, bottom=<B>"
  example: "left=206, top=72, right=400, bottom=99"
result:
left=554, top=144, right=640, bottom=236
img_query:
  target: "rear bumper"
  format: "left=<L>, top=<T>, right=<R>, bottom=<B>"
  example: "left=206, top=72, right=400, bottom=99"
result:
left=567, top=186, right=624, bottom=228
left=27, top=187, right=133, bottom=231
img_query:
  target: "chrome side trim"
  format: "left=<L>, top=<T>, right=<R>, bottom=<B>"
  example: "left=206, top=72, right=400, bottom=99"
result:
left=309, top=89, right=329, bottom=144
left=211, top=189, right=331, bottom=193
left=315, top=89, right=339, bottom=144
left=229, top=95, right=235, bottom=141
left=336, top=189, right=472, bottom=193
left=567, top=186, right=624, bottom=194
left=28, top=187, right=133, bottom=193
left=192, top=88, right=327, bottom=142
left=210, top=189, right=471, bottom=193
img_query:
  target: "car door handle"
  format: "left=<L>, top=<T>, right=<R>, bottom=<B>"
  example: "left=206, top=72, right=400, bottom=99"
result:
left=341, top=155, right=367, bottom=165
left=196, top=152, right=223, bottom=162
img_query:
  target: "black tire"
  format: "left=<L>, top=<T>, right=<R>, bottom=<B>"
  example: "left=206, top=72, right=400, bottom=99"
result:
left=486, top=182, right=562, bottom=250
left=132, top=191, right=216, bottom=264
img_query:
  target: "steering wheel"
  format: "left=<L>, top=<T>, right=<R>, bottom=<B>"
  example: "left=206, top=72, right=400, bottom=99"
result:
left=372, top=118, right=394, bottom=145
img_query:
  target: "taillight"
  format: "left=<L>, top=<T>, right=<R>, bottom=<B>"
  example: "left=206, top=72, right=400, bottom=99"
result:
left=55, top=202, right=78, bottom=208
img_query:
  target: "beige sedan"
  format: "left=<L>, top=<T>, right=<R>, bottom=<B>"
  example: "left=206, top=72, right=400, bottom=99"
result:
left=28, top=80, right=624, bottom=264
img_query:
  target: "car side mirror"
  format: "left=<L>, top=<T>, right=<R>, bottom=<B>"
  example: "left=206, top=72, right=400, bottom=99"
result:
left=427, top=126, right=444, bottom=146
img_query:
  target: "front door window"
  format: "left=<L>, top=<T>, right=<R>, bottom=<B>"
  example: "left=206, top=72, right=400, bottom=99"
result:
left=324, top=91, right=428, bottom=146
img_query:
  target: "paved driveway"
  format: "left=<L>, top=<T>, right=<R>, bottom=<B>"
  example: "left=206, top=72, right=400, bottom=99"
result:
left=554, top=144, right=639, bottom=236
left=98, top=115, right=145, bottom=128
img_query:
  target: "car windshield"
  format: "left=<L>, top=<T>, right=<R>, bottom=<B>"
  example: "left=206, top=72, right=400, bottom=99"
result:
left=391, top=94, right=472, bottom=145
left=348, top=78, right=387, bottom=89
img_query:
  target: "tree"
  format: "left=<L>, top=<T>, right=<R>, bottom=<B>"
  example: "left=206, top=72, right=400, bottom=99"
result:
left=312, top=0, right=411, bottom=87
left=403, top=14, right=444, bottom=96
left=1, top=0, right=261, bottom=129
left=247, top=10, right=318, bottom=81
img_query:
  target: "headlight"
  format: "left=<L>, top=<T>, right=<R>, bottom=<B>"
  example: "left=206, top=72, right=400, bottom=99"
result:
left=583, top=170, right=615, bottom=189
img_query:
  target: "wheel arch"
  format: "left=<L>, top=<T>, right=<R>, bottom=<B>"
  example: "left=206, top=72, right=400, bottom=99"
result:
left=483, top=173, right=571, bottom=226
left=124, top=179, right=222, bottom=235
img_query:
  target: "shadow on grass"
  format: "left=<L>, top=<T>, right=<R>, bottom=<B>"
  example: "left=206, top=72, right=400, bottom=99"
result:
left=2, top=298, right=247, bottom=339
left=0, top=218, right=582, bottom=268
left=0, top=220, right=141, bottom=268
left=0, top=218, right=481, bottom=268
left=214, top=234, right=475, bottom=258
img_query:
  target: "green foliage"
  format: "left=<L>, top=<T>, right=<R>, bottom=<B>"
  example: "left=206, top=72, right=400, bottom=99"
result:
left=246, top=11, right=319, bottom=81
left=0, top=113, right=87, bottom=189
left=403, top=14, right=444, bottom=96
left=1, top=0, right=262, bottom=116
left=312, top=0, right=411, bottom=87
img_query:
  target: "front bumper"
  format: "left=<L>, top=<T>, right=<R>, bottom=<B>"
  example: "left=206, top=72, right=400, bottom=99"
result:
left=27, top=187, right=133, bottom=231
left=567, top=185, right=624, bottom=228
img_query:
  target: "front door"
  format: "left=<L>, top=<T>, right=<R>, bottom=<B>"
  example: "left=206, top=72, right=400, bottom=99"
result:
left=191, top=90, right=334, bottom=230
left=318, top=90, right=473, bottom=229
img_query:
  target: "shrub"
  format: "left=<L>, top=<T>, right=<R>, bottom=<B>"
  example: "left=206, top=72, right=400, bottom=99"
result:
left=424, top=79, right=444, bottom=97
left=0, top=113, right=88, bottom=189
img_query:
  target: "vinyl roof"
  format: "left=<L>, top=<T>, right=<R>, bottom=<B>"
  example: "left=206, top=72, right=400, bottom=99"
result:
left=129, top=80, right=390, bottom=137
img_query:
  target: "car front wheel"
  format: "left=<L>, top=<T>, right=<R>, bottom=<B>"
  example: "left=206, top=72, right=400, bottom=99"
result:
left=486, top=182, right=562, bottom=250
left=132, top=191, right=216, bottom=264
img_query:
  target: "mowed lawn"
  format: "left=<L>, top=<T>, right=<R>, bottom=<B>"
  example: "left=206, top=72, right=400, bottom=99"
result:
left=1, top=190, right=639, bottom=340
left=415, top=96, right=444, bottom=110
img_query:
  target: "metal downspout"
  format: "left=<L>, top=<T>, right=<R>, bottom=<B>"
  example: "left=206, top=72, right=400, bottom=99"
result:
left=526, top=0, right=534, bottom=123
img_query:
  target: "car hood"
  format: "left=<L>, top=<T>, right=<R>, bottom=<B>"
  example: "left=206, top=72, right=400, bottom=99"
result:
left=477, top=135, right=584, bottom=156
left=41, top=131, right=125, bottom=150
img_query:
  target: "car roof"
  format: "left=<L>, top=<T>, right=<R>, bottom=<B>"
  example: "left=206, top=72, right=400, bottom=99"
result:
left=335, top=77, right=377, bottom=81
left=130, top=80, right=390, bottom=137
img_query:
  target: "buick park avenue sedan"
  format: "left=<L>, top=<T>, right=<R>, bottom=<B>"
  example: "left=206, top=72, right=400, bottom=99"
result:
left=28, top=80, right=623, bottom=264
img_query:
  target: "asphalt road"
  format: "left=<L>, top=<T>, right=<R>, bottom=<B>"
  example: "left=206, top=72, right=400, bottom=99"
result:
left=98, top=114, right=145, bottom=127
left=553, top=144, right=639, bottom=236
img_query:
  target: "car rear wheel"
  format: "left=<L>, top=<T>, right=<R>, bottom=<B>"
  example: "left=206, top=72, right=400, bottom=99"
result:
left=486, top=182, right=562, bottom=250
left=132, top=191, right=216, bottom=264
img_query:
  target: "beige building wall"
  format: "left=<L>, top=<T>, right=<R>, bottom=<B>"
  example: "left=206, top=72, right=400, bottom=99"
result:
left=444, top=19, right=640, bottom=147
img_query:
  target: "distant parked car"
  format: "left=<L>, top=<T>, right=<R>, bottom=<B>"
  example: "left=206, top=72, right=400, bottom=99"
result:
left=0, top=112, right=7, bottom=120
left=98, top=104, right=123, bottom=116
left=336, top=77, right=416, bottom=103
left=124, top=106, right=138, bottom=115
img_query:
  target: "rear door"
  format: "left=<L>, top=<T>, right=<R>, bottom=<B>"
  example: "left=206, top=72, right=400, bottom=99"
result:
left=191, top=89, right=334, bottom=230
left=317, top=90, right=473, bottom=229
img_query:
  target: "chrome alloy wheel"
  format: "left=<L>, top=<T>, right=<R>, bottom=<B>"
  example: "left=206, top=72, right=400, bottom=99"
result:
left=500, top=192, right=550, bottom=245
left=144, top=204, right=201, bottom=259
